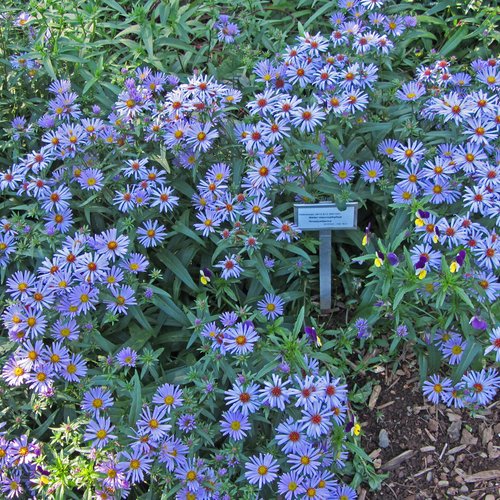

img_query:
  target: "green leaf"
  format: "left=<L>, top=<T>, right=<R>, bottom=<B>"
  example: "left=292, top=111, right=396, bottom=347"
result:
left=129, top=372, right=142, bottom=426
left=149, top=286, right=189, bottom=326
left=157, top=37, right=193, bottom=53
left=129, top=306, right=153, bottom=331
left=33, top=410, right=59, bottom=439
left=455, top=287, right=474, bottom=309
left=251, top=254, right=273, bottom=293
left=418, top=351, right=428, bottom=385
left=103, top=0, right=128, bottom=16
left=172, top=221, right=205, bottom=246
left=303, top=1, right=336, bottom=29
left=452, top=340, right=482, bottom=384
left=425, top=1, right=454, bottom=15
left=158, top=251, right=197, bottom=291
left=42, top=57, right=57, bottom=79
left=292, top=306, right=305, bottom=336
left=440, top=27, right=469, bottom=56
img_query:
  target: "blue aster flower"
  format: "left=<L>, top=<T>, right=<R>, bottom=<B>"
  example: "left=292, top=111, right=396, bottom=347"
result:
left=245, top=453, right=279, bottom=489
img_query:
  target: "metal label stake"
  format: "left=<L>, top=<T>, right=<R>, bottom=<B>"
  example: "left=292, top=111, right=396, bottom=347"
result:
left=319, top=230, right=332, bottom=311
left=294, top=201, right=358, bottom=313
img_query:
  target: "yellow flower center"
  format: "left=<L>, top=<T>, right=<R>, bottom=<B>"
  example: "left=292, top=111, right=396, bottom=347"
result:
left=257, top=465, right=268, bottom=475
left=96, top=429, right=107, bottom=439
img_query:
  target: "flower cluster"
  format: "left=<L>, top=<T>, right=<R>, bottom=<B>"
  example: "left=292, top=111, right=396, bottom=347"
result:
left=214, top=14, right=240, bottom=44
left=423, top=369, right=499, bottom=408
left=387, top=59, right=499, bottom=287
left=81, top=349, right=357, bottom=499
left=0, top=227, right=149, bottom=393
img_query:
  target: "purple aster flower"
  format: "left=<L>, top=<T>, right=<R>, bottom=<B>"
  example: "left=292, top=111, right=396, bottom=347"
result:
left=423, top=374, right=452, bottom=404
left=103, top=266, right=124, bottom=290
left=136, top=405, right=171, bottom=441
left=290, top=104, right=326, bottom=133
left=105, top=285, right=137, bottom=315
left=360, top=160, right=383, bottom=183
left=118, top=449, right=153, bottom=484
left=27, top=363, right=54, bottom=394
left=224, top=381, right=261, bottom=415
left=288, top=375, right=320, bottom=409
left=220, top=411, right=251, bottom=440
left=122, top=253, right=149, bottom=274
left=194, top=209, right=221, bottom=237
left=152, top=383, right=184, bottom=413
left=96, top=458, right=126, bottom=490
left=459, top=369, right=499, bottom=406
left=393, top=139, right=426, bottom=166
left=177, top=413, right=196, bottom=433
left=6, top=270, right=36, bottom=301
left=16, top=340, right=45, bottom=371
left=299, top=401, right=334, bottom=438
left=215, top=254, right=243, bottom=280
left=271, top=218, right=301, bottom=243
left=81, top=387, right=114, bottom=415
left=94, top=228, right=129, bottom=261
left=278, top=471, right=304, bottom=500
left=442, top=385, right=465, bottom=409
left=485, top=327, right=500, bottom=361
left=1, top=470, right=23, bottom=498
left=61, top=353, right=88, bottom=382
left=84, top=416, right=116, bottom=449
left=75, top=252, right=109, bottom=283
left=257, top=293, right=285, bottom=320
left=9, top=434, right=37, bottom=465
left=242, top=195, right=272, bottom=224
left=244, top=453, right=279, bottom=489
left=275, top=417, right=306, bottom=454
left=332, top=161, right=356, bottom=184
left=68, top=283, right=99, bottom=315
left=220, top=311, right=238, bottom=327
left=116, top=347, right=138, bottom=367
left=224, top=322, right=260, bottom=355
left=1, top=359, right=29, bottom=386
left=150, top=186, right=179, bottom=213
left=174, top=458, right=204, bottom=492
left=288, top=443, right=322, bottom=476
left=77, top=168, right=104, bottom=190
left=158, top=436, right=189, bottom=471
left=332, top=484, right=357, bottom=500
left=260, top=374, right=291, bottom=411
left=396, top=81, right=426, bottom=101
left=441, top=336, right=467, bottom=365
left=185, top=121, right=219, bottom=152
left=137, top=220, right=167, bottom=248
left=320, top=372, right=349, bottom=407
left=43, top=342, right=70, bottom=372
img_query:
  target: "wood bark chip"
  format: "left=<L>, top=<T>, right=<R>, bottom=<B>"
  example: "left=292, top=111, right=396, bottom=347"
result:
left=368, top=384, right=382, bottom=409
left=464, top=470, right=500, bottom=482
left=381, top=450, right=415, bottom=471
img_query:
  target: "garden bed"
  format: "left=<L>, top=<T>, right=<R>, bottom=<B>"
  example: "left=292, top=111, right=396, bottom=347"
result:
left=358, top=352, right=499, bottom=499
left=0, top=1, right=498, bottom=498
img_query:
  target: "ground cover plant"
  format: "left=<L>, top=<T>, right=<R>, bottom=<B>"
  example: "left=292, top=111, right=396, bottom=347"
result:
left=0, top=0, right=498, bottom=498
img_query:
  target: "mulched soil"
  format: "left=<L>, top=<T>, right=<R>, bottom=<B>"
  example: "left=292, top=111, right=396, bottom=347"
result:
left=355, top=350, right=499, bottom=500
